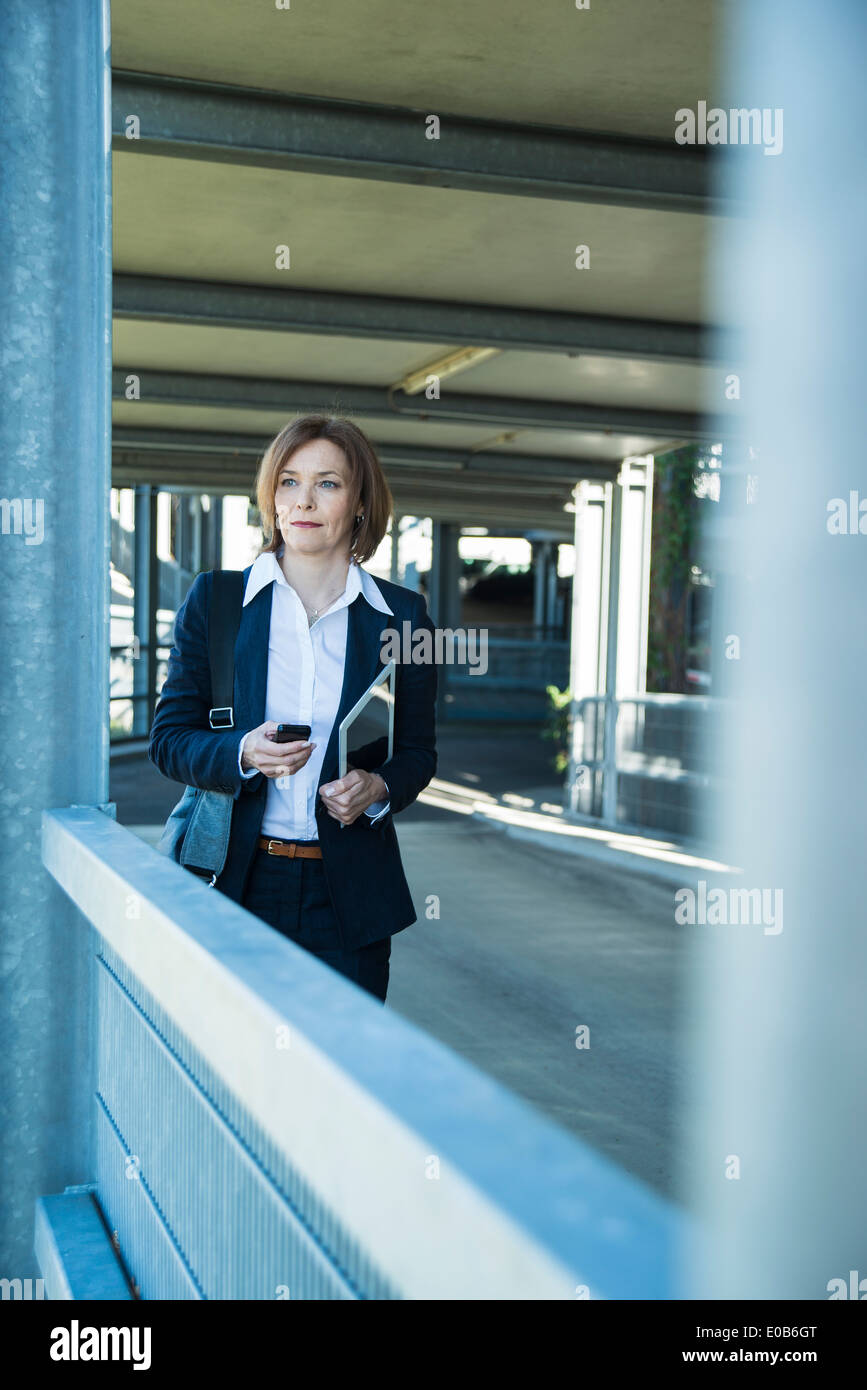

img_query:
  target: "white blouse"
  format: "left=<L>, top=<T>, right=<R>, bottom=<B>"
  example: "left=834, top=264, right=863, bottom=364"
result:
left=237, top=545, right=392, bottom=840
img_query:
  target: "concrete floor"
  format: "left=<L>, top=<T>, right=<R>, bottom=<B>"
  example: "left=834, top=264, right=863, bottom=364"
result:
left=389, top=820, right=685, bottom=1200
left=113, top=723, right=688, bottom=1200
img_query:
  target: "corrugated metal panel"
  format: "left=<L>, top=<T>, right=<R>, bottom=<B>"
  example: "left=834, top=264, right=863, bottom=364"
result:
left=96, top=947, right=395, bottom=1299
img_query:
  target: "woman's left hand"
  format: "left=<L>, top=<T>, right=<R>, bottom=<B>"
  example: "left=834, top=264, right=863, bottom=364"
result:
left=319, top=769, right=388, bottom=825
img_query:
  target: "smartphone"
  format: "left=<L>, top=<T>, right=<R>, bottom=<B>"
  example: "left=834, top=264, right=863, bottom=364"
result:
left=274, top=723, right=312, bottom=743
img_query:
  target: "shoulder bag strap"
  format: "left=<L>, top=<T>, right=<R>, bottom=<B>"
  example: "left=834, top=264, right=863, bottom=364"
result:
left=207, top=569, right=245, bottom=730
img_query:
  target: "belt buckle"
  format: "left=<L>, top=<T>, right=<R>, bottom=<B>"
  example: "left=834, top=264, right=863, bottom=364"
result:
left=267, top=839, right=293, bottom=857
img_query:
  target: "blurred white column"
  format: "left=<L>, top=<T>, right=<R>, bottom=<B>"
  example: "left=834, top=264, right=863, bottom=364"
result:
left=567, top=461, right=654, bottom=818
left=684, top=0, right=867, bottom=1299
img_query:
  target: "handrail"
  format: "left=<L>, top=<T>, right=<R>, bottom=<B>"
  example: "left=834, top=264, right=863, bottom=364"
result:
left=568, top=693, right=723, bottom=834
left=42, top=805, right=680, bottom=1300
left=574, top=693, right=721, bottom=710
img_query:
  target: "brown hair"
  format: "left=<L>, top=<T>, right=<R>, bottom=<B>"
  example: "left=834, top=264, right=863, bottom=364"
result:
left=253, top=415, right=393, bottom=565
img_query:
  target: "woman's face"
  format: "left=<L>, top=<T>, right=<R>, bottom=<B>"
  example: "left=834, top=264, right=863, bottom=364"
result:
left=273, top=439, right=358, bottom=560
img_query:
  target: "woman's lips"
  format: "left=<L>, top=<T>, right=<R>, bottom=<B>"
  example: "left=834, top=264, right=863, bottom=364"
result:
left=291, top=521, right=322, bottom=527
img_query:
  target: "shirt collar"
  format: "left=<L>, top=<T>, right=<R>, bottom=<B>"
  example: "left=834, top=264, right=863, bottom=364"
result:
left=242, top=544, right=393, bottom=615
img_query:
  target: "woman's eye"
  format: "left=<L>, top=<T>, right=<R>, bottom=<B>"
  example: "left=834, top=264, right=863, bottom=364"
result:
left=278, top=478, right=339, bottom=488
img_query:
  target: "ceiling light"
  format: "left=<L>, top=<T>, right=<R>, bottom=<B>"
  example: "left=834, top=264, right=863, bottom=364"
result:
left=398, top=347, right=501, bottom=396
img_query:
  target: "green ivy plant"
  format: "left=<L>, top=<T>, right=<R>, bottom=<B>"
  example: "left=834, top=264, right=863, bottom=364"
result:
left=542, top=683, right=572, bottom=773
left=647, top=444, right=701, bottom=693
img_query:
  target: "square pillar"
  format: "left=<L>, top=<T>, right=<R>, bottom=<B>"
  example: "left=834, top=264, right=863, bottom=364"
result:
left=0, top=0, right=112, bottom=1271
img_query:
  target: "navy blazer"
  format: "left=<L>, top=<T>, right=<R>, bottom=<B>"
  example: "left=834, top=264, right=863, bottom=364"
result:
left=148, top=564, right=438, bottom=951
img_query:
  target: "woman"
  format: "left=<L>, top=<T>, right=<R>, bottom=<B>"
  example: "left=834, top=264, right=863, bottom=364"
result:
left=148, top=415, right=438, bottom=1004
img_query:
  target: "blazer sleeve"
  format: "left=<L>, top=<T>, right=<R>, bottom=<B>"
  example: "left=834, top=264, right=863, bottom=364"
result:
left=147, top=571, right=260, bottom=799
left=370, top=590, right=437, bottom=817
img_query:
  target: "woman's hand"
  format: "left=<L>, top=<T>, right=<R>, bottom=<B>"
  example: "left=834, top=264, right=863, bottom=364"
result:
left=241, top=721, right=316, bottom=779
left=319, top=770, right=388, bottom=825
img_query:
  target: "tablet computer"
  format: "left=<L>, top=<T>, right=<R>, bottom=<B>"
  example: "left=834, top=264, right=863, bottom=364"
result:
left=338, top=661, right=395, bottom=779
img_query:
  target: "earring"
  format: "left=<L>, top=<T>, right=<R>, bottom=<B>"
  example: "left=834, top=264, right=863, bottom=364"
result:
left=356, top=513, right=364, bottom=523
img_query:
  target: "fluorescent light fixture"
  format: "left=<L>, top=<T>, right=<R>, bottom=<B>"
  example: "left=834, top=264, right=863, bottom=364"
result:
left=398, top=347, right=501, bottom=396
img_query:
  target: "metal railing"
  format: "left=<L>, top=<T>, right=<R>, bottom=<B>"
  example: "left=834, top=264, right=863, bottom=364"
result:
left=568, top=693, right=723, bottom=840
left=40, top=805, right=679, bottom=1300
left=442, top=636, right=570, bottom=721
left=110, top=519, right=196, bottom=614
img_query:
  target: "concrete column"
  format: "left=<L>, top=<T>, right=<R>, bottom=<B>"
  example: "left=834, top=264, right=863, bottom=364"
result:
left=566, top=463, right=655, bottom=817
left=390, top=513, right=403, bottom=584
left=566, top=481, right=611, bottom=815
left=199, top=495, right=214, bottom=572
left=428, top=521, right=460, bottom=723
left=428, top=521, right=460, bottom=629
left=175, top=493, right=191, bottom=572
left=546, top=547, right=559, bottom=635
left=532, top=541, right=550, bottom=629
left=685, top=0, right=867, bottom=1299
left=568, top=484, right=610, bottom=698
left=615, top=457, right=654, bottom=698
left=0, top=0, right=112, bottom=1270
left=190, top=495, right=203, bottom=573
left=600, top=481, right=624, bottom=825
left=146, top=491, right=160, bottom=732
left=132, top=487, right=155, bottom=737
left=210, top=496, right=218, bottom=571
left=203, top=494, right=224, bottom=572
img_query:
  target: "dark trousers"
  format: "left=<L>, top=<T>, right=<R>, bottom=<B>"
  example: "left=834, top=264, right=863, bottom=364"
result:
left=241, top=845, right=391, bottom=1004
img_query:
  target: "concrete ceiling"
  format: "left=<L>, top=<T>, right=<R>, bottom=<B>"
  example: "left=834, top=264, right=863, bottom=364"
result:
left=113, top=157, right=713, bottom=320
left=111, top=0, right=724, bottom=139
left=109, top=0, right=735, bottom=533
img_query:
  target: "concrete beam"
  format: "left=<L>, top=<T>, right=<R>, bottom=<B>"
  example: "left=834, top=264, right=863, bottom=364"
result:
left=111, top=427, right=615, bottom=481
left=112, top=70, right=723, bottom=215
left=112, top=368, right=716, bottom=440
left=113, top=273, right=735, bottom=365
left=112, top=475, right=575, bottom=536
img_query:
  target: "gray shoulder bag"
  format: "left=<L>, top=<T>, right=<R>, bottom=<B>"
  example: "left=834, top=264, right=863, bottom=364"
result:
left=155, top=569, right=246, bottom=886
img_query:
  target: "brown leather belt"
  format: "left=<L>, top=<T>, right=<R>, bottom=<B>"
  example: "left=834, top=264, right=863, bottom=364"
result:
left=258, top=836, right=323, bottom=860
